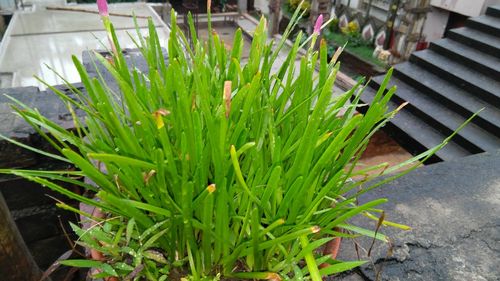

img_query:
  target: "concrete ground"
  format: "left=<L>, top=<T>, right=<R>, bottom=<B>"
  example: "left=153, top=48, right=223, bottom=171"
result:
left=338, top=150, right=500, bottom=281
left=0, top=2, right=169, bottom=89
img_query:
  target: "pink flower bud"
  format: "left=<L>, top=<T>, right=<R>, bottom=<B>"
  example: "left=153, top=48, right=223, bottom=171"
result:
left=223, top=81, right=232, bottom=118
left=97, top=0, right=109, bottom=17
left=314, top=14, right=323, bottom=35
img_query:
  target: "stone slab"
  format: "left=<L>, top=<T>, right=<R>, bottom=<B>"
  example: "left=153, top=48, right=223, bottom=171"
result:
left=467, top=15, right=500, bottom=35
left=0, top=47, right=163, bottom=168
left=357, top=86, right=471, bottom=162
left=430, top=39, right=500, bottom=79
left=0, top=84, right=85, bottom=168
left=410, top=50, right=500, bottom=106
left=28, top=233, right=78, bottom=270
left=448, top=27, right=500, bottom=59
left=393, top=62, right=500, bottom=134
left=0, top=170, right=77, bottom=211
left=371, top=76, right=500, bottom=152
left=487, top=5, right=500, bottom=17
left=338, top=150, right=500, bottom=281
left=82, top=48, right=168, bottom=93
left=12, top=204, right=78, bottom=244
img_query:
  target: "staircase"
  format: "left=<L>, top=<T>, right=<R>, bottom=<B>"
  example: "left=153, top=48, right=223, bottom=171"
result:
left=360, top=5, right=500, bottom=163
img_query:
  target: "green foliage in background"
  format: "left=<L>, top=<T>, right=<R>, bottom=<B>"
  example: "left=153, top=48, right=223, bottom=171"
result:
left=0, top=5, right=465, bottom=281
left=286, top=0, right=311, bottom=17
left=324, top=28, right=386, bottom=68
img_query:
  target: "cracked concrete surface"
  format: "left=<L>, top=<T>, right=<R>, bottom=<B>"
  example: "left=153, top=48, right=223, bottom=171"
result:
left=337, top=150, right=500, bottom=281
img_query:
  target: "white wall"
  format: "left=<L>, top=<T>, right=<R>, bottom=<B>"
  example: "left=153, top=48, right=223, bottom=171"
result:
left=484, top=0, right=500, bottom=14
left=422, top=0, right=499, bottom=43
left=430, top=0, right=484, bottom=17
left=430, top=0, right=500, bottom=17
left=341, top=0, right=362, bottom=8
left=0, top=0, right=16, bottom=11
left=421, top=6, right=449, bottom=43
left=369, top=5, right=390, bottom=22
left=253, top=0, right=270, bottom=15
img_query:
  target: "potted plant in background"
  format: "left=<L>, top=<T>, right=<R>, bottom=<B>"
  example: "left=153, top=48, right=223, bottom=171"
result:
left=286, top=0, right=311, bottom=18
left=0, top=0, right=467, bottom=280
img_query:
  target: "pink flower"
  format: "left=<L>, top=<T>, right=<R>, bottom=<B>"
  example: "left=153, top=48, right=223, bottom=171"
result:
left=97, top=0, right=108, bottom=17
left=314, top=14, right=323, bottom=35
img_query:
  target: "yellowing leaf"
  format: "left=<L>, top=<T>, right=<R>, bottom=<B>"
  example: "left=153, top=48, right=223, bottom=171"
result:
left=152, top=108, right=170, bottom=129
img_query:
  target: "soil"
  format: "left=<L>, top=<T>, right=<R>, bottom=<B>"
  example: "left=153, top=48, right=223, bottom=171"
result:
left=355, top=130, right=415, bottom=177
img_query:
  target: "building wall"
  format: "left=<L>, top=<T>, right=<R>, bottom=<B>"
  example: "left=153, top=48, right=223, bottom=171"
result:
left=484, top=0, right=500, bottom=14
left=253, top=0, right=269, bottom=15
left=422, top=0, right=500, bottom=43
left=0, top=0, right=16, bottom=11
left=430, top=0, right=500, bottom=17
left=340, top=0, right=362, bottom=8
left=340, top=0, right=393, bottom=23
left=421, top=6, right=449, bottom=43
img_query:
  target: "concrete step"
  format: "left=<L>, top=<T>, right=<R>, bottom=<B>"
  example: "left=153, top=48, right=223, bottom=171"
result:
left=393, top=62, right=500, bottom=138
left=0, top=86, right=40, bottom=104
left=371, top=76, right=500, bottom=153
left=487, top=5, right=500, bottom=18
left=448, top=27, right=500, bottom=58
left=467, top=15, right=500, bottom=35
left=409, top=50, right=500, bottom=107
left=358, top=88, right=471, bottom=162
left=429, top=38, right=500, bottom=79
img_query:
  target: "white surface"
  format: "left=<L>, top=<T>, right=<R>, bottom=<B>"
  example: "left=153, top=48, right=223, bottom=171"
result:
left=423, top=0, right=500, bottom=42
left=11, top=4, right=155, bottom=35
left=2, top=28, right=167, bottom=87
left=341, top=0, right=361, bottom=9
left=0, top=0, right=16, bottom=11
left=431, top=0, right=486, bottom=17
left=421, top=6, right=449, bottom=42
left=253, top=0, right=269, bottom=15
left=484, top=0, right=500, bottom=14
left=0, top=3, right=169, bottom=89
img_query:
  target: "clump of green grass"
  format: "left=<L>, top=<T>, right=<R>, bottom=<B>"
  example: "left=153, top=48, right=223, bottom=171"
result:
left=0, top=4, right=462, bottom=281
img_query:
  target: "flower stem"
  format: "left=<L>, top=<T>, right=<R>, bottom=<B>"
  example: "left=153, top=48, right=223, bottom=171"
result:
left=299, top=234, right=322, bottom=281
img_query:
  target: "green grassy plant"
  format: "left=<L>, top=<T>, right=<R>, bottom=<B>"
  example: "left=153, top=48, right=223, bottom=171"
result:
left=0, top=4, right=467, bottom=281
